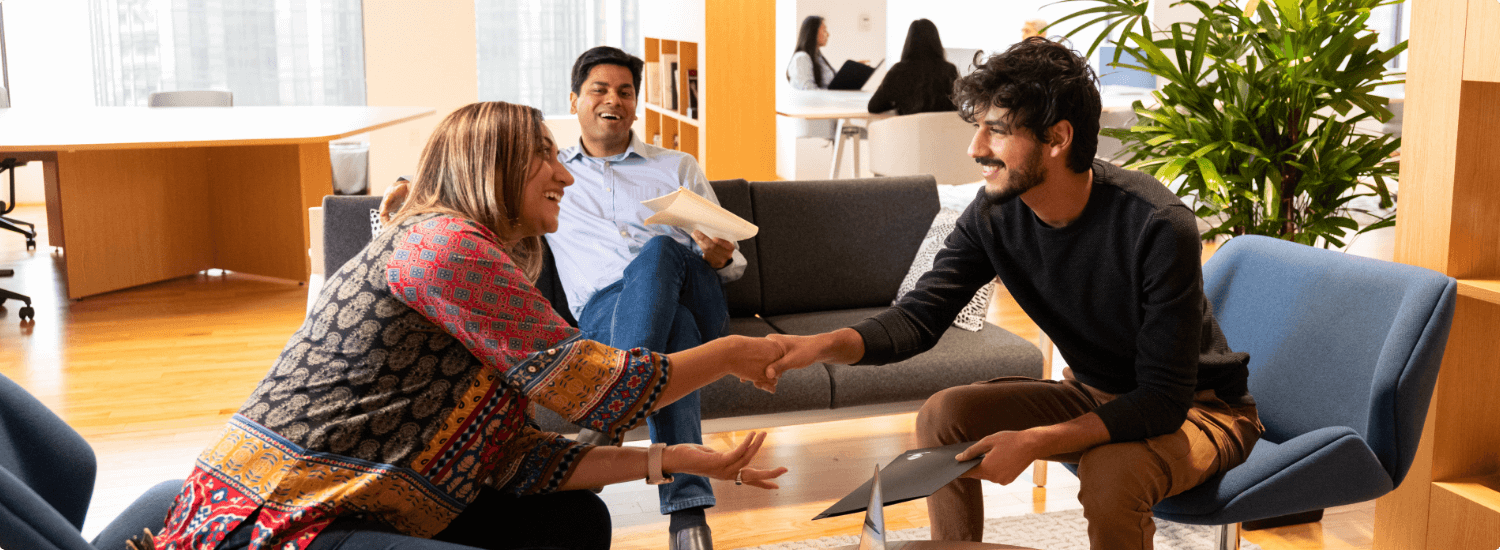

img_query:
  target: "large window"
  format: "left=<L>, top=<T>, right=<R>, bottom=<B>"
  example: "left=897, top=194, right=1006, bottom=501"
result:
left=88, top=0, right=365, bottom=107
left=476, top=0, right=639, bottom=117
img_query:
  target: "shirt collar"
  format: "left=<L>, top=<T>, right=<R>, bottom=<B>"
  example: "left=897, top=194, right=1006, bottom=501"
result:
left=560, top=132, right=651, bottom=163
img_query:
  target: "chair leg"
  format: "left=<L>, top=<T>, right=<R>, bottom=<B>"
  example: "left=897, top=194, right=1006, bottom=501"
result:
left=830, top=119, right=848, bottom=179
left=1033, top=330, right=1053, bottom=488
left=1214, top=523, right=1241, bottom=550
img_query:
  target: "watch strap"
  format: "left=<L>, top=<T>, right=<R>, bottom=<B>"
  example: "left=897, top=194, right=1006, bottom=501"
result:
left=646, top=442, right=675, bottom=485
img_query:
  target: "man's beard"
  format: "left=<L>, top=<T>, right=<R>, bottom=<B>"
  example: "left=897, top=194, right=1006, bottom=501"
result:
left=980, top=150, right=1046, bottom=207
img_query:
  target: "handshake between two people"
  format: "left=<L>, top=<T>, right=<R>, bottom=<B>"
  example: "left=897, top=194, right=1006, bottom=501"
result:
left=667, top=329, right=862, bottom=395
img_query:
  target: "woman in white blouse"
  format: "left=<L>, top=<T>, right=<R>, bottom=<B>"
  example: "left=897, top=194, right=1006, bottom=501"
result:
left=785, top=15, right=842, bottom=143
left=786, top=15, right=834, bottom=90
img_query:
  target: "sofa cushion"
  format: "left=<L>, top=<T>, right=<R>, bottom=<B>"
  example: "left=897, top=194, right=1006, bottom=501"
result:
left=710, top=179, right=762, bottom=317
left=765, top=308, right=1043, bottom=409
left=749, top=177, right=940, bottom=316
left=701, top=316, right=832, bottom=419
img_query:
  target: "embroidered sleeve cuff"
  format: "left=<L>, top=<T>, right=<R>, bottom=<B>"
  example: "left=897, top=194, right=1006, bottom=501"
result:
left=495, top=431, right=589, bottom=495
left=508, top=338, right=670, bottom=443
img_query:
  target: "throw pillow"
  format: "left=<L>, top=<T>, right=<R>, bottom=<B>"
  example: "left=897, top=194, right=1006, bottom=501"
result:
left=369, top=208, right=383, bottom=236
left=893, top=208, right=994, bottom=332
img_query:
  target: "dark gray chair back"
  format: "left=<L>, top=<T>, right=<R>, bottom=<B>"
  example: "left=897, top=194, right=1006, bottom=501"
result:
left=321, top=195, right=383, bottom=276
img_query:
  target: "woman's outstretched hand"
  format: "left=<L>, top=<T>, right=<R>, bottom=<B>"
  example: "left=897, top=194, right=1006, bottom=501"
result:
left=664, top=431, right=788, bottom=489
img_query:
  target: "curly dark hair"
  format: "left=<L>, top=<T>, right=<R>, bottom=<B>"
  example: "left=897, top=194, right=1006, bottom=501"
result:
left=570, top=46, right=644, bottom=95
left=952, top=37, right=1100, bottom=173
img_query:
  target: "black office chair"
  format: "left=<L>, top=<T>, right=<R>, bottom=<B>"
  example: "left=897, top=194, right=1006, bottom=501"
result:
left=1, top=158, right=35, bottom=250
left=1, top=158, right=35, bottom=321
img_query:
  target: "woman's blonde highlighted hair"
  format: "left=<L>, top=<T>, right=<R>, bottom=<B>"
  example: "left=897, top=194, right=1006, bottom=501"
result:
left=388, top=101, right=550, bottom=279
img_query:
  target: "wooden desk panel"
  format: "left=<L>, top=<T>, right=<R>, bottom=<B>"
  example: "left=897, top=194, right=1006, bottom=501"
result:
left=1, top=106, right=432, bottom=298
left=55, top=148, right=216, bottom=298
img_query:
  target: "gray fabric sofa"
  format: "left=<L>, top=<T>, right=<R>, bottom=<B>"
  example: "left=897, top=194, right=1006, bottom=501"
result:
left=318, top=175, right=1044, bottom=435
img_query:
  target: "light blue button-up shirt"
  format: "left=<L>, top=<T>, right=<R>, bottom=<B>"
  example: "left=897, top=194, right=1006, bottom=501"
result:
left=549, top=133, right=746, bottom=320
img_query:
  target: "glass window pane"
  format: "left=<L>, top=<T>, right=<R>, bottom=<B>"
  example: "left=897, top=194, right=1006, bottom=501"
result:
left=88, top=0, right=365, bottom=107
left=479, top=0, right=645, bottom=117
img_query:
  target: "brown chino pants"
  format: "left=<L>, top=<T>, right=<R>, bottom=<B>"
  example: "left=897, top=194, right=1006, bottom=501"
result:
left=915, top=369, right=1263, bottom=550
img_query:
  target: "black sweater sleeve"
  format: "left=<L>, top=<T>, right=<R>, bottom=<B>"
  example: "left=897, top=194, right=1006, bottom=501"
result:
left=1091, top=208, right=1206, bottom=442
left=852, top=198, right=998, bottom=364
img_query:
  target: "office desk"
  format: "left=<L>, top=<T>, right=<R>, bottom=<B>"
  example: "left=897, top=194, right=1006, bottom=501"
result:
left=777, top=90, right=879, bottom=179
left=0, top=106, right=433, bottom=298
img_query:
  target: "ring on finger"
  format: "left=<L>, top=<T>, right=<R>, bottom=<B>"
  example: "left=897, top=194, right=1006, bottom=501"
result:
left=735, top=469, right=744, bottom=486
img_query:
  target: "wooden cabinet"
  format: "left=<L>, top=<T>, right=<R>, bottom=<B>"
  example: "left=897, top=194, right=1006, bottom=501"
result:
left=1376, top=1, right=1500, bottom=548
left=1464, top=0, right=1500, bottom=82
left=639, top=0, right=776, bottom=181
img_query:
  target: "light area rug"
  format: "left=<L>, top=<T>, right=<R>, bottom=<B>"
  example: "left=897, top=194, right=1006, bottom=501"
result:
left=732, top=508, right=1261, bottom=550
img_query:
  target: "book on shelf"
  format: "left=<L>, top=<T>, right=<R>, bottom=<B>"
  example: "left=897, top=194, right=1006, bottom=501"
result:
left=642, top=186, right=758, bottom=242
left=645, top=61, right=662, bottom=106
left=670, top=60, right=680, bottom=110
left=660, top=53, right=678, bottom=110
left=688, top=69, right=699, bottom=119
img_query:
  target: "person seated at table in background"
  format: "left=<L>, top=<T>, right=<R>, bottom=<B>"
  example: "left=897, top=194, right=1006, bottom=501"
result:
left=866, top=19, right=960, bottom=116
left=145, top=101, right=789, bottom=550
left=763, top=38, right=1262, bottom=550
left=787, top=15, right=835, bottom=91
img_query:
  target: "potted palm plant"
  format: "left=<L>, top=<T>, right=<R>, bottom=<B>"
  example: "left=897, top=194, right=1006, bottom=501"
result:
left=1051, top=0, right=1405, bottom=247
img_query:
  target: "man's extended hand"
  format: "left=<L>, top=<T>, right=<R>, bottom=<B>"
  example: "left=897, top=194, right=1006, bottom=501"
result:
left=956, top=430, right=1042, bottom=486
left=763, top=334, right=823, bottom=380
left=763, top=329, right=865, bottom=380
left=717, top=335, right=787, bottom=393
left=692, top=230, right=735, bottom=269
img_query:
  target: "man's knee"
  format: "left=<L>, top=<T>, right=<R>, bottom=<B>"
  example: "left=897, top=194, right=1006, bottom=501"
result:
left=916, top=387, right=977, bottom=446
left=1076, top=443, right=1162, bottom=511
left=641, top=235, right=693, bottom=261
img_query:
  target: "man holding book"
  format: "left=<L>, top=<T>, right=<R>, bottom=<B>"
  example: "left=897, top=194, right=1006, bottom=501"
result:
left=550, top=45, right=746, bottom=550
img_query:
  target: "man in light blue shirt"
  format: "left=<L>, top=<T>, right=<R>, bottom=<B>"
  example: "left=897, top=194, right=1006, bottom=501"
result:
left=549, top=46, right=746, bottom=550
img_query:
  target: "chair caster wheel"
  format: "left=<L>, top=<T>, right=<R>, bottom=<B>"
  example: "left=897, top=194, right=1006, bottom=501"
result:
left=19, top=306, right=34, bottom=321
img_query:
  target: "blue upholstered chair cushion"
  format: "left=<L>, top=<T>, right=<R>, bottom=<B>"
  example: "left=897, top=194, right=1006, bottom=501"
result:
left=1147, top=235, right=1455, bottom=525
left=0, top=373, right=184, bottom=550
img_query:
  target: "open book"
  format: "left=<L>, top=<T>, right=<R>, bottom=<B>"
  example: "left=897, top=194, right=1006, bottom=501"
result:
left=641, top=186, right=759, bottom=242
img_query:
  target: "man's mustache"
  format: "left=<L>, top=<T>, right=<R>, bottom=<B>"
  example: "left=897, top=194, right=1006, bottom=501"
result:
left=975, top=157, right=1003, bottom=168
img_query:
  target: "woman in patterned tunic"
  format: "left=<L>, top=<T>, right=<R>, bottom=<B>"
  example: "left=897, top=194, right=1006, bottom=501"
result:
left=148, top=102, right=789, bottom=550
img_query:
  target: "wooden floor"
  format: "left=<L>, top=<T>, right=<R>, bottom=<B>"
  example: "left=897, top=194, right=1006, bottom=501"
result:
left=0, top=203, right=1378, bottom=549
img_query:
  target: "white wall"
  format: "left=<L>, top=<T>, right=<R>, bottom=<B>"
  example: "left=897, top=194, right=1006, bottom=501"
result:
left=885, top=0, right=1102, bottom=67
left=2, top=0, right=96, bottom=204
left=361, top=0, right=479, bottom=195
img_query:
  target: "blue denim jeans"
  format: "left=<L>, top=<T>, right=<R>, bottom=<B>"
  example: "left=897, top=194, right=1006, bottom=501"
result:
left=576, top=236, right=729, bottom=515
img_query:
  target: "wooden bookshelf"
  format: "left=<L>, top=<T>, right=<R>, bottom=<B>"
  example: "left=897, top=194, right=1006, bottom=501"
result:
left=1374, top=0, right=1500, bottom=548
left=639, top=1, right=776, bottom=181
left=643, top=37, right=700, bottom=161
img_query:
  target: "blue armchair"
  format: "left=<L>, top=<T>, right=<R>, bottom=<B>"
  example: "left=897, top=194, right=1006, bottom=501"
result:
left=0, top=372, right=184, bottom=550
left=1151, top=235, right=1457, bottom=548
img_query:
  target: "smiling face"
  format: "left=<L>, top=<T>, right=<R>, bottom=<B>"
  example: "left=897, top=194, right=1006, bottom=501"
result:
left=513, top=127, right=574, bottom=239
left=570, top=64, right=638, bottom=155
left=970, top=106, right=1048, bottom=206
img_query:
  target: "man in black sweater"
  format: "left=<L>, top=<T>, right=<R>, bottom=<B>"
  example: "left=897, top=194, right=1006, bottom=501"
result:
left=766, top=37, right=1263, bottom=550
